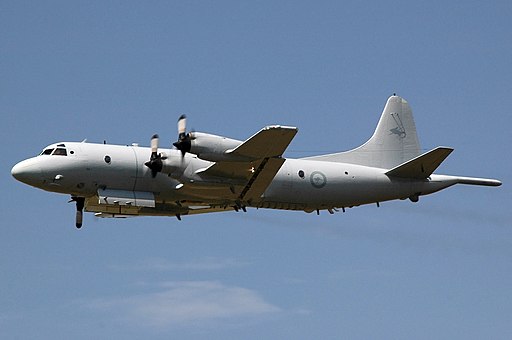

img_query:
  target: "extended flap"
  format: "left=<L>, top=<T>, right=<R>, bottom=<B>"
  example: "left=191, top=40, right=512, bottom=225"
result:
left=195, top=156, right=286, bottom=202
left=238, top=157, right=285, bottom=201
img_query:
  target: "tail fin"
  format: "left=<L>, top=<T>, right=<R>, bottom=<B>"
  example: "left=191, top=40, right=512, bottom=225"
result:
left=304, top=95, right=422, bottom=169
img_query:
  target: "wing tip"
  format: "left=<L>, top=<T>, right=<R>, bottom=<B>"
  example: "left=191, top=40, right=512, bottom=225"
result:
left=264, top=125, right=298, bottom=132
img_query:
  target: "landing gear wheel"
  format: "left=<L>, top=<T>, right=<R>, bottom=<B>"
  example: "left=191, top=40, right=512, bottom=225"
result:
left=76, top=210, right=83, bottom=228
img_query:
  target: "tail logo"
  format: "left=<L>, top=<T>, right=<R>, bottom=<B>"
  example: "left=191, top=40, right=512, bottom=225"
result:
left=390, top=112, right=406, bottom=138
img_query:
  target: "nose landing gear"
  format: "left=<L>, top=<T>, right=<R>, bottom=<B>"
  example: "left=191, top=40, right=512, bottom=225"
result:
left=70, top=196, right=85, bottom=228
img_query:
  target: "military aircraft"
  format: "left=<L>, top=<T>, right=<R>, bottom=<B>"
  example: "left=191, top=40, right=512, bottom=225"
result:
left=11, top=95, right=501, bottom=228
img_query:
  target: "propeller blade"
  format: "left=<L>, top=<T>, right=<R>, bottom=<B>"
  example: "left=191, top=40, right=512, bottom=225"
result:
left=178, top=114, right=187, bottom=136
left=173, top=114, right=191, bottom=157
left=150, top=134, right=159, bottom=156
left=145, top=134, right=163, bottom=178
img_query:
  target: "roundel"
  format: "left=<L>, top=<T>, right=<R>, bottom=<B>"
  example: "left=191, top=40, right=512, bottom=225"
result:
left=310, top=171, right=327, bottom=188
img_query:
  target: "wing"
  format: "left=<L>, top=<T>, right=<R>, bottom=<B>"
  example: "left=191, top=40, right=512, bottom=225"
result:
left=197, top=125, right=297, bottom=203
left=225, top=125, right=299, bottom=160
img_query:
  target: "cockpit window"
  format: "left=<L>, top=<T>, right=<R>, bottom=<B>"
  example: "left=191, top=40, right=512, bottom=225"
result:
left=40, top=147, right=68, bottom=156
left=52, top=148, right=67, bottom=156
left=41, top=148, right=54, bottom=155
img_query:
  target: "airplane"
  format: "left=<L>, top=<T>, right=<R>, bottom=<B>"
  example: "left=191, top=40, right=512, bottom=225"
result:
left=11, top=95, right=501, bottom=229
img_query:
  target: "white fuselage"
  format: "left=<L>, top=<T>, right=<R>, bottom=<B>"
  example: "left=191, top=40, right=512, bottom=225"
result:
left=11, top=141, right=458, bottom=217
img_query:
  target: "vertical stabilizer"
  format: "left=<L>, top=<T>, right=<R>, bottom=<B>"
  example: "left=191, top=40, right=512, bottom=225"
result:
left=304, top=95, right=422, bottom=169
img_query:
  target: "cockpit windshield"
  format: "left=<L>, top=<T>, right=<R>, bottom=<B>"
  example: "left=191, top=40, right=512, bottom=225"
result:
left=53, top=148, right=67, bottom=156
left=40, top=144, right=67, bottom=156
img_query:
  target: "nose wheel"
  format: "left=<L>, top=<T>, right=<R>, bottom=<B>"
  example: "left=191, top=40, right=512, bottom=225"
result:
left=71, top=196, right=85, bottom=228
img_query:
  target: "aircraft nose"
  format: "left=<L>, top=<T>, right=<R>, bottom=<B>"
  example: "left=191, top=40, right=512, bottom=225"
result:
left=11, top=159, right=42, bottom=185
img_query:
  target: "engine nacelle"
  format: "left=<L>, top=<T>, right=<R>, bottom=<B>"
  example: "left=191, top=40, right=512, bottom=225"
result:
left=187, top=132, right=245, bottom=162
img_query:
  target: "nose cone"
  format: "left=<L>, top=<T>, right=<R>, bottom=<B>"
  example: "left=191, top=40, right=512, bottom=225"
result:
left=11, top=158, right=43, bottom=186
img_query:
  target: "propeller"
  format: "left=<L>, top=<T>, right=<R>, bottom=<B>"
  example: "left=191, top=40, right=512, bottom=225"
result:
left=173, top=114, right=193, bottom=157
left=144, top=134, right=163, bottom=178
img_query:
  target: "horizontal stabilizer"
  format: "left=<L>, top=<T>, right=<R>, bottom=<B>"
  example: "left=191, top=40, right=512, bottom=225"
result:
left=385, top=147, right=453, bottom=179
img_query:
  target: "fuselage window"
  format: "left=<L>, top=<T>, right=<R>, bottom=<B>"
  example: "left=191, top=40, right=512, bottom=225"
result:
left=52, top=148, right=67, bottom=156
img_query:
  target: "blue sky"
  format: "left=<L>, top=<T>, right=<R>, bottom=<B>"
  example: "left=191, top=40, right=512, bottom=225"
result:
left=1, top=1, right=511, bottom=339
